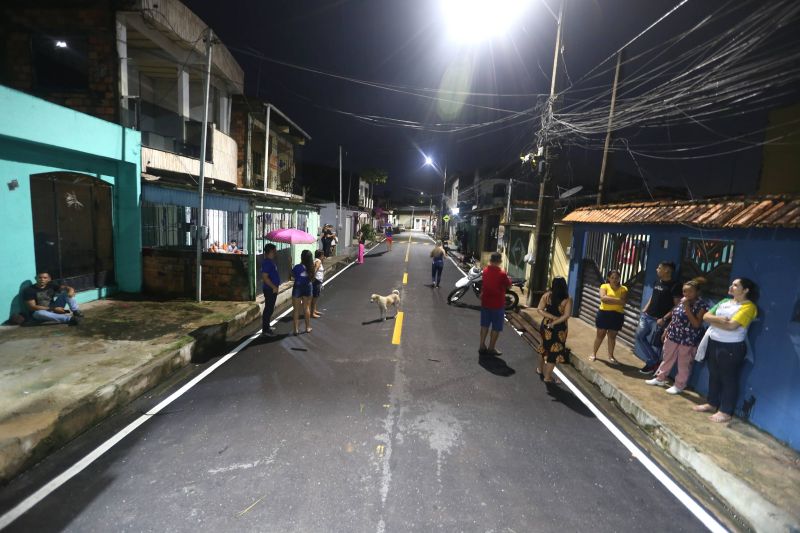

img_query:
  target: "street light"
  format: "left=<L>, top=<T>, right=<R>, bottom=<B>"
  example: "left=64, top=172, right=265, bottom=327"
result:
left=440, top=0, right=533, bottom=44
left=423, top=155, right=448, bottom=239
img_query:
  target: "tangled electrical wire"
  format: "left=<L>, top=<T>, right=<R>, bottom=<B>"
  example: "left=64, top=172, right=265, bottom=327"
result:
left=544, top=0, right=800, bottom=160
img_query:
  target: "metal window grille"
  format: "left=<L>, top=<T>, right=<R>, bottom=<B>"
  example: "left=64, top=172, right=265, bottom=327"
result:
left=255, top=209, right=293, bottom=282
left=142, top=202, right=246, bottom=252
left=584, top=231, right=650, bottom=285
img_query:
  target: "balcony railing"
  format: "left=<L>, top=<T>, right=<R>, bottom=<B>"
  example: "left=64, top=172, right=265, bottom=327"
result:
left=122, top=98, right=211, bottom=161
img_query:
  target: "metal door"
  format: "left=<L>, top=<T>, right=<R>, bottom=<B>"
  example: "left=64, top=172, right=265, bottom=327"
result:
left=577, top=231, right=650, bottom=345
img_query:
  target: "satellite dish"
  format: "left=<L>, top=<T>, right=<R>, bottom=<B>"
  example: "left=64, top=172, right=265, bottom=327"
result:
left=558, top=185, right=584, bottom=199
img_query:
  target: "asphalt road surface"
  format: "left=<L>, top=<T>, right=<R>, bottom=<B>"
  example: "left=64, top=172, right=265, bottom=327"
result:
left=0, top=232, right=708, bottom=532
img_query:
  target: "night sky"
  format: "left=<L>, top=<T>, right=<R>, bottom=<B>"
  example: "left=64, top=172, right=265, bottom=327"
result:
left=183, top=0, right=798, bottom=201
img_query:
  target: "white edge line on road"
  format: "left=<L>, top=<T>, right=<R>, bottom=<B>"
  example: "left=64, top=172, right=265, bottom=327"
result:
left=444, top=240, right=723, bottom=532
left=550, top=366, right=726, bottom=533
left=0, top=242, right=381, bottom=531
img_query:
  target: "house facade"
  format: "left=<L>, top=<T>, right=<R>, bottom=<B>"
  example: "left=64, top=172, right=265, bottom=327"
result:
left=563, top=196, right=800, bottom=450
left=1, top=0, right=321, bottom=302
left=0, top=86, right=141, bottom=318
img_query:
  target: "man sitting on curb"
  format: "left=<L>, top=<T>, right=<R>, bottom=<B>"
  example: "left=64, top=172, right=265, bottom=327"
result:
left=23, top=272, right=82, bottom=326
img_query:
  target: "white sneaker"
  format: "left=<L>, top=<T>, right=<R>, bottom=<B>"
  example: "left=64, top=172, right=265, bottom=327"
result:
left=666, top=386, right=683, bottom=395
left=645, top=378, right=667, bottom=386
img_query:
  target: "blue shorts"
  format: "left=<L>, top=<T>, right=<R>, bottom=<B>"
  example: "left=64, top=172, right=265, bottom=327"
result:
left=480, top=307, right=505, bottom=332
left=292, top=284, right=312, bottom=299
left=312, top=280, right=322, bottom=298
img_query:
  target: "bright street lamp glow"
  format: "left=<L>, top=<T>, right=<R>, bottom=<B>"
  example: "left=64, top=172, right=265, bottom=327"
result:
left=55, top=40, right=68, bottom=48
left=440, top=0, right=531, bottom=43
left=424, top=155, right=434, bottom=166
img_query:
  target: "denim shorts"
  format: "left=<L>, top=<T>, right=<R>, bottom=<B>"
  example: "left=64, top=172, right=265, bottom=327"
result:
left=480, top=307, right=505, bottom=331
left=312, top=280, right=322, bottom=298
left=292, top=284, right=312, bottom=299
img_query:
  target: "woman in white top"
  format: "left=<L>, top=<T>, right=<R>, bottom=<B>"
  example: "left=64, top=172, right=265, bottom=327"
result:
left=693, top=278, right=758, bottom=423
left=311, top=250, right=325, bottom=318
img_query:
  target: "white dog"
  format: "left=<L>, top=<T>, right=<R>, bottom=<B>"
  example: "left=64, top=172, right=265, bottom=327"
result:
left=370, top=289, right=400, bottom=321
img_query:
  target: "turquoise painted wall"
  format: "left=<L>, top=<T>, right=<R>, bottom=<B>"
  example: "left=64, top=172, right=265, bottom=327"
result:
left=291, top=210, right=321, bottom=265
left=0, top=85, right=141, bottom=318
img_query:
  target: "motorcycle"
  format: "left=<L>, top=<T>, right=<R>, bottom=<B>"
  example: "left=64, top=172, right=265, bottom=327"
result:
left=447, top=263, right=523, bottom=310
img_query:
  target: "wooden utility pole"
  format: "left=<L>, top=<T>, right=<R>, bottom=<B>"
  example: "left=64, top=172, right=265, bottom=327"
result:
left=597, top=51, right=622, bottom=205
left=528, top=0, right=564, bottom=307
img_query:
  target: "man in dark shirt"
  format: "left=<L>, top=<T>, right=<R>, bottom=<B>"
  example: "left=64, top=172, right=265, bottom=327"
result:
left=635, top=261, right=682, bottom=373
left=261, top=244, right=281, bottom=336
left=479, top=253, right=512, bottom=356
left=321, top=225, right=334, bottom=257
left=23, top=272, right=82, bottom=325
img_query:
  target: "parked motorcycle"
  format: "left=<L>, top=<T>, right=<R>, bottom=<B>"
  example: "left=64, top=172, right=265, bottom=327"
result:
left=447, top=263, right=523, bottom=310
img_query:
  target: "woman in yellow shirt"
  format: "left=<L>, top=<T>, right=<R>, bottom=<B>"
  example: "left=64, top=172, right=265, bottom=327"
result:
left=591, top=270, right=628, bottom=363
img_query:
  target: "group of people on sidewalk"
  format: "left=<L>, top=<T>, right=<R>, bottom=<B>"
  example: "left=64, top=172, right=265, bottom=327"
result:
left=261, top=225, right=388, bottom=336
left=261, top=244, right=326, bottom=337
left=587, top=261, right=759, bottom=424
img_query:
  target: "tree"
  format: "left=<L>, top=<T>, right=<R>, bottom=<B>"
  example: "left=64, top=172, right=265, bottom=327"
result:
left=360, top=168, right=388, bottom=186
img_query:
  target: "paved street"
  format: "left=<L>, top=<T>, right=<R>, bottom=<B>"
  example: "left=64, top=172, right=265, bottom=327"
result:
left=0, top=232, right=706, bottom=532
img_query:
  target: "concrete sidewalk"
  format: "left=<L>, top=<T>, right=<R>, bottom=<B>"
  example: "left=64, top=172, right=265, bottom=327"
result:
left=510, top=307, right=800, bottom=533
left=0, top=249, right=365, bottom=485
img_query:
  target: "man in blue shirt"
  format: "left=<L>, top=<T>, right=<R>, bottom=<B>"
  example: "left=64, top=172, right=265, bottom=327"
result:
left=261, top=244, right=281, bottom=335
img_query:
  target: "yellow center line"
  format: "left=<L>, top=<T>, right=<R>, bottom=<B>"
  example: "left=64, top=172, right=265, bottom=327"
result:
left=402, top=272, right=408, bottom=284
left=391, top=311, right=405, bottom=345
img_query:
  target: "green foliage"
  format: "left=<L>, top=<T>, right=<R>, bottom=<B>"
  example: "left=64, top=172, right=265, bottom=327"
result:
left=360, top=223, right=376, bottom=241
left=361, top=168, right=389, bottom=185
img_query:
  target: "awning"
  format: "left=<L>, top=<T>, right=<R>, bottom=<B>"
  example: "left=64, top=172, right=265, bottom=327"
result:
left=142, top=184, right=250, bottom=213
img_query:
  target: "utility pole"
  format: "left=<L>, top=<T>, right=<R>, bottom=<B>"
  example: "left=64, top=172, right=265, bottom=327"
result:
left=195, top=29, right=213, bottom=302
left=505, top=178, right=513, bottom=224
left=528, top=0, right=564, bottom=307
left=439, top=161, right=447, bottom=239
left=597, top=51, right=622, bottom=205
left=338, top=145, right=343, bottom=234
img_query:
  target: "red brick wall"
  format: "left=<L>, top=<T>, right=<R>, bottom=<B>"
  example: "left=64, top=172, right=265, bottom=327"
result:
left=142, top=249, right=252, bottom=301
left=0, top=1, right=119, bottom=123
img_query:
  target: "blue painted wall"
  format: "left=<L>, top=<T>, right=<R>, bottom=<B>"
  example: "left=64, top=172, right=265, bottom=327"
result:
left=569, top=222, right=800, bottom=450
left=0, top=85, right=141, bottom=317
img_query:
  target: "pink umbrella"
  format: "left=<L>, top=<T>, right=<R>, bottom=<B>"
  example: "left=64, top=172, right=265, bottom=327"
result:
left=265, top=228, right=317, bottom=245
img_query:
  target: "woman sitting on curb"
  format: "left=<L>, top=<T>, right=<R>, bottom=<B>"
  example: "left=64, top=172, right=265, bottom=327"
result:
left=645, top=277, right=708, bottom=394
left=693, top=278, right=758, bottom=423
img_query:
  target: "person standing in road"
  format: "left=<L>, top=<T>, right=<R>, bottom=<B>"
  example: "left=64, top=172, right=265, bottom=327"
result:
left=261, top=244, right=280, bottom=336
left=646, top=277, right=708, bottom=394
left=635, top=261, right=682, bottom=374
left=357, top=229, right=366, bottom=264
left=693, top=278, right=758, bottom=423
left=591, top=270, right=627, bottom=363
left=430, top=240, right=446, bottom=288
left=478, top=253, right=512, bottom=356
left=311, top=249, right=324, bottom=318
left=536, top=277, right=572, bottom=384
left=291, top=249, right=315, bottom=335
left=385, top=225, right=393, bottom=252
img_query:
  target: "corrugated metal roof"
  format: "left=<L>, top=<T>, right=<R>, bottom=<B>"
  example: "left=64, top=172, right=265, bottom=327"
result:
left=562, top=196, right=800, bottom=229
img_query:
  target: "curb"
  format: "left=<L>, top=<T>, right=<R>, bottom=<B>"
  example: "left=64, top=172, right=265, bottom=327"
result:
left=0, top=303, right=261, bottom=485
left=512, top=309, right=798, bottom=533
left=1, top=244, right=370, bottom=485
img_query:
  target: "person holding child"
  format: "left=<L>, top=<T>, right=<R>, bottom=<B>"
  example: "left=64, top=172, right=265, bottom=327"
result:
left=646, top=277, right=708, bottom=394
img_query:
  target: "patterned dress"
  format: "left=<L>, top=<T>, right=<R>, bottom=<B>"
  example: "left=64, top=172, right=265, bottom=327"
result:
left=538, top=297, right=568, bottom=364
